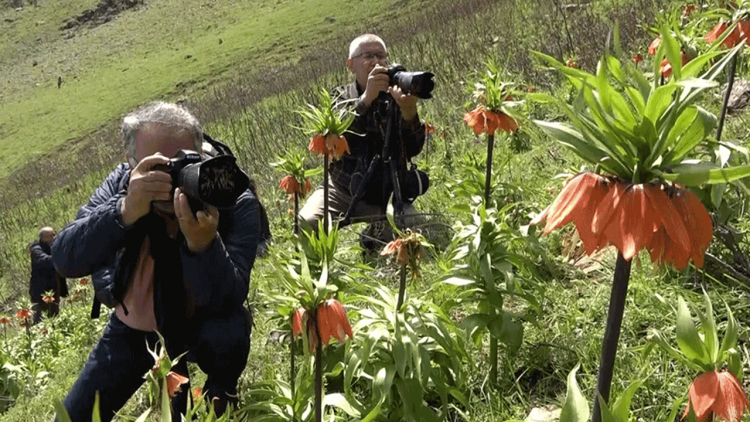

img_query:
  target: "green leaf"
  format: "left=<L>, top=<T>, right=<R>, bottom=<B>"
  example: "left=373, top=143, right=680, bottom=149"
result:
left=658, top=164, right=750, bottom=186
left=160, top=379, right=171, bottom=422
left=644, top=85, right=678, bottom=128
left=661, top=106, right=716, bottom=166
left=719, top=302, right=739, bottom=357
left=697, top=290, right=719, bottom=363
left=559, top=364, right=589, bottom=422
left=611, top=379, right=644, bottom=421
left=325, top=393, right=361, bottom=417
left=675, top=297, right=710, bottom=367
left=442, top=277, right=476, bottom=286
left=533, top=120, right=607, bottom=165
left=460, top=313, right=490, bottom=347
left=54, top=400, right=73, bottom=422
left=661, top=25, right=683, bottom=80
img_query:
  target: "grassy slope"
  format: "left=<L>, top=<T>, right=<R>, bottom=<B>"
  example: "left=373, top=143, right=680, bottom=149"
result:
left=2, top=0, right=750, bottom=421
left=0, top=0, right=430, bottom=179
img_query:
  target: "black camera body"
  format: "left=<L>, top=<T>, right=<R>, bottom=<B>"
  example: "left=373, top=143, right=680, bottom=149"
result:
left=386, top=64, right=435, bottom=99
left=153, top=149, right=250, bottom=211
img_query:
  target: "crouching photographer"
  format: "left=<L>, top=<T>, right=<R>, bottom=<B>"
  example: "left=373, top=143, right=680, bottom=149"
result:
left=299, top=34, right=432, bottom=251
left=52, top=101, right=260, bottom=422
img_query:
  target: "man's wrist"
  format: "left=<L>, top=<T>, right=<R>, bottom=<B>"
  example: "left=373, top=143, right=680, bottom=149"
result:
left=118, top=198, right=137, bottom=227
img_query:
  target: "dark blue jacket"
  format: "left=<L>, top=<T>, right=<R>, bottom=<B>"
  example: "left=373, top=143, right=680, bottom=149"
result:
left=30, top=241, right=68, bottom=303
left=52, top=163, right=260, bottom=329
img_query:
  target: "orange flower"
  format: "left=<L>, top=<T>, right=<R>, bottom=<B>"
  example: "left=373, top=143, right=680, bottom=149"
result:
left=464, top=107, right=518, bottom=136
left=301, top=178, right=313, bottom=197
left=308, top=134, right=326, bottom=155
left=326, top=133, right=350, bottom=159
left=683, top=370, right=749, bottom=422
left=192, top=387, right=202, bottom=401
left=381, top=238, right=403, bottom=257
left=292, top=307, right=306, bottom=338
left=660, top=51, right=689, bottom=78
left=0, top=317, right=11, bottom=325
left=425, top=123, right=436, bottom=134
left=682, top=4, right=696, bottom=19
left=279, top=175, right=300, bottom=195
left=16, top=309, right=31, bottom=320
left=633, top=54, right=643, bottom=64
left=648, top=36, right=661, bottom=55
left=315, top=299, right=353, bottom=347
left=537, top=174, right=712, bottom=269
left=566, top=58, right=579, bottom=68
left=166, top=372, right=189, bottom=398
left=42, top=294, right=55, bottom=304
left=79, top=278, right=89, bottom=286
left=538, top=172, right=612, bottom=255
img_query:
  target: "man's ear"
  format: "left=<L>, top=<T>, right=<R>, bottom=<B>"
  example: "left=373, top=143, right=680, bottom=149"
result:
left=126, top=153, right=137, bottom=169
left=346, top=58, right=355, bottom=74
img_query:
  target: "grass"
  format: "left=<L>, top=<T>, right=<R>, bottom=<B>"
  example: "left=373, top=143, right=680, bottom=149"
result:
left=2, top=0, right=750, bottom=420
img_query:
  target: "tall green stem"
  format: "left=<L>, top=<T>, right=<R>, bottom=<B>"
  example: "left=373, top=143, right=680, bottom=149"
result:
left=396, top=264, right=407, bottom=312
left=323, top=154, right=329, bottom=236
left=591, top=253, right=632, bottom=422
left=716, top=54, right=737, bottom=144
left=314, top=316, right=323, bottom=422
left=293, top=191, right=299, bottom=236
left=489, top=308, right=498, bottom=386
left=484, top=134, right=495, bottom=206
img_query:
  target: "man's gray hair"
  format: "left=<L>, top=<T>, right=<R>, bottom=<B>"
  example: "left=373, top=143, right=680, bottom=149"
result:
left=348, top=34, right=387, bottom=59
left=121, top=101, right=203, bottom=158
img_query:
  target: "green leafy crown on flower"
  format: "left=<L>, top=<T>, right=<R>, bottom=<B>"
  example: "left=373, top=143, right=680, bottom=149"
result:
left=297, top=88, right=355, bottom=137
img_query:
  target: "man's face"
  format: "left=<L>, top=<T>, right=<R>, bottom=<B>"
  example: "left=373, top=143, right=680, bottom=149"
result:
left=346, top=41, right=388, bottom=88
left=130, top=124, right=197, bottom=215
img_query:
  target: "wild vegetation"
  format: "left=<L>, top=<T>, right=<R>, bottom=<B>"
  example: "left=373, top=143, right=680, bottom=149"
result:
left=2, top=0, right=750, bottom=421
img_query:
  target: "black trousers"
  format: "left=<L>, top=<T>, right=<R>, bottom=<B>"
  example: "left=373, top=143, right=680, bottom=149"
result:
left=57, top=311, right=250, bottom=422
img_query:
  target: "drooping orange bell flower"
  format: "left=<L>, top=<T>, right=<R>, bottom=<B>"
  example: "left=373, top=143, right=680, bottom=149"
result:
left=566, top=58, right=579, bottom=69
left=325, top=133, right=350, bottom=159
left=0, top=317, right=11, bottom=325
left=79, top=278, right=89, bottom=286
left=279, top=175, right=300, bottom=195
left=535, top=172, right=612, bottom=255
left=292, top=307, right=306, bottom=339
left=308, top=134, right=326, bottom=155
left=464, top=107, right=518, bottom=136
left=633, top=54, right=643, bottom=64
left=42, top=293, right=56, bottom=304
left=192, top=387, right=203, bottom=401
left=166, top=371, right=189, bottom=398
left=683, top=370, right=749, bottom=422
left=534, top=173, right=712, bottom=269
left=425, top=123, right=436, bottom=134
left=660, top=51, right=690, bottom=77
left=648, top=36, right=661, bottom=55
left=315, top=299, right=353, bottom=348
left=16, top=309, right=31, bottom=320
left=705, top=19, right=750, bottom=48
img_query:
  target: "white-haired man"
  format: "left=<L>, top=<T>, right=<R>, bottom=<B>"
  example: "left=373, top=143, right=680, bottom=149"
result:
left=53, top=101, right=260, bottom=422
left=299, top=34, right=427, bottom=250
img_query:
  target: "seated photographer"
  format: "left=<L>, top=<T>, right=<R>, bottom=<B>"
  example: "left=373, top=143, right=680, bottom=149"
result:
left=299, top=34, right=428, bottom=249
left=52, top=101, right=260, bottom=422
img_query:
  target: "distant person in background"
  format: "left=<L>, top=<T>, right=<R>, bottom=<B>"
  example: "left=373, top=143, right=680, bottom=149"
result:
left=52, top=101, right=260, bottom=422
left=29, top=226, right=68, bottom=324
left=298, top=34, right=428, bottom=250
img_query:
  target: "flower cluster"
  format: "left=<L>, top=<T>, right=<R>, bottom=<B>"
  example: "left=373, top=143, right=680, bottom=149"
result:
left=534, top=172, right=712, bottom=270
left=705, top=19, right=750, bottom=49
left=279, top=175, right=313, bottom=198
left=381, top=230, right=425, bottom=277
left=292, top=299, right=353, bottom=353
left=308, top=133, right=350, bottom=160
left=463, top=107, right=518, bottom=136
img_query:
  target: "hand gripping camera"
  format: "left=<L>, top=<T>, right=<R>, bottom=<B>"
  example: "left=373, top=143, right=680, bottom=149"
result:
left=152, top=150, right=250, bottom=212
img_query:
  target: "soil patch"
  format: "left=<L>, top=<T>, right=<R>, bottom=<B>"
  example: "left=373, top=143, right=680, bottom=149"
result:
left=59, top=0, right=143, bottom=32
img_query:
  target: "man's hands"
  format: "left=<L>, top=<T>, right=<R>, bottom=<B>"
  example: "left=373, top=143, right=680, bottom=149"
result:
left=174, top=187, right=219, bottom=253
left=120, top=154, right=173, bottom=227
left=360, top=65, right=418, bottom=122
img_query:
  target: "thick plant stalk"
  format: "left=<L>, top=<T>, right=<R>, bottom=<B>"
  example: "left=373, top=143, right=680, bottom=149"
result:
left=591, top=253, right=632, bottom=422
left=290, top=322, right=296, bottom=398
left=293, top=191, right=299, bottom=236
left=489, top=310, right=498, bottom=386
left=323, top=153, right=329, bottom=235
left=716, top=54, right=738, bottom=143
left=314, top=316, right=323, bottom=422
left=484, top=134, right=495, bottom=205
left=396, top=264, right=407, bottom=312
